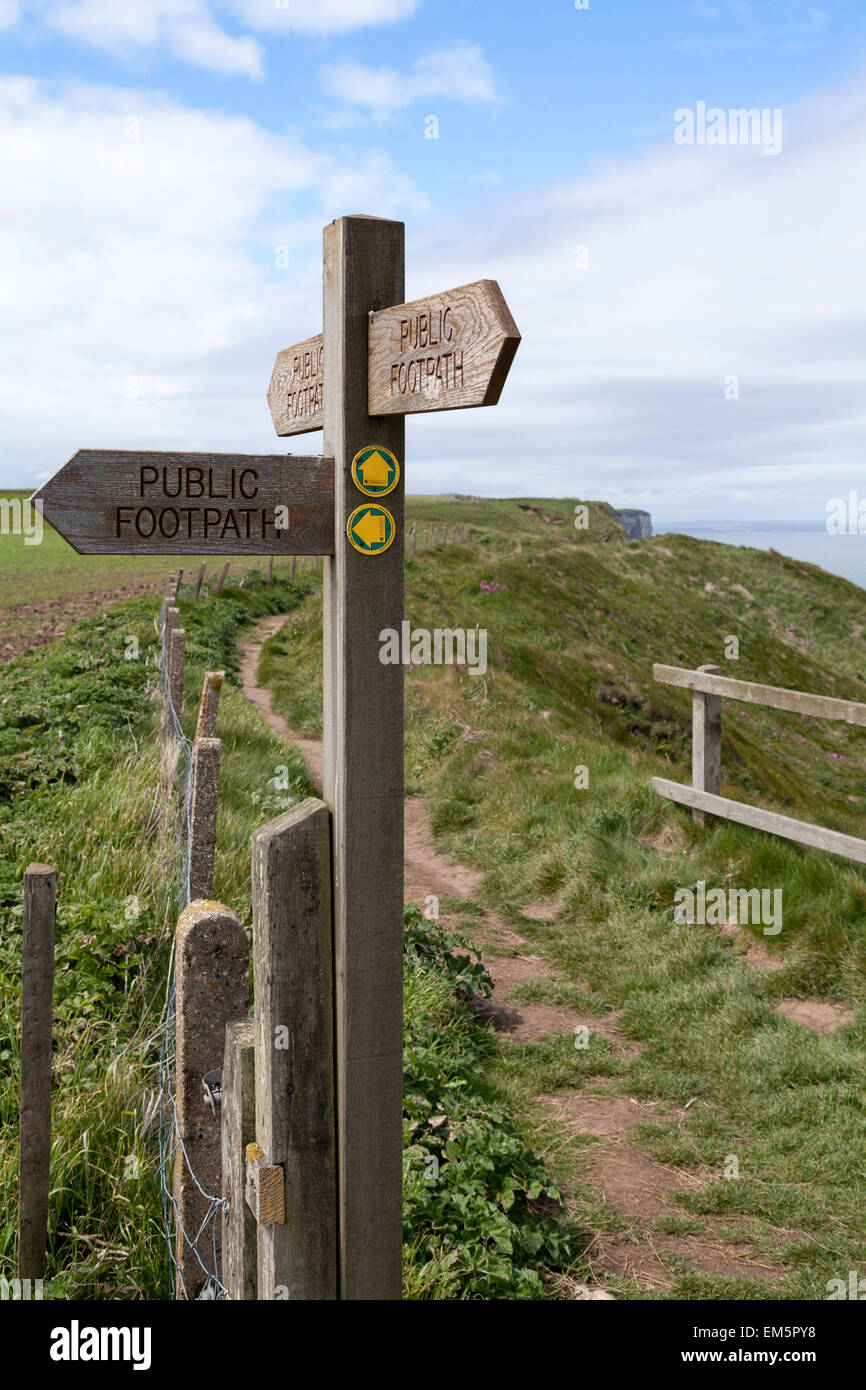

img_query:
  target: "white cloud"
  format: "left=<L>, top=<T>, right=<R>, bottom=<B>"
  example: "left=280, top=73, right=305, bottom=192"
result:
left=320, top=41, right=500, bottom=120
left=394, top=74, right=866, bottom=523
left=0, top=1, right=20, bottom=30
left=0, top=77, right=425, bottom=484
left=46, top=0, right=264, bottom=79
left=3, top=70, right=865, bottom=527
left=224, top=0, right=420, bottom=36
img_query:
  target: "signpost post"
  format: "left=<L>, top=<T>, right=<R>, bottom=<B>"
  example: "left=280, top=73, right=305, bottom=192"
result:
left=31, top=213, right=519, bottom=1301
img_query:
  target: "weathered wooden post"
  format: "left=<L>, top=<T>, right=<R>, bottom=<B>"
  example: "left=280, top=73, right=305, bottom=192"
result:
left=163, top=603, right=178, bottom=652
left=193, top=562, right=206, bottom=600
left=189, top=737, right=221, bottom=901
left=195, top=671, right=223, bottom=742
left=410, top=521, right=416, bottom=554
left=32, top=217, right=521, bottom=1305
left=290, top=555, right=296, bottom=581
left=173, top=569, right=184, bottom=599
left=323, top=215, right=405, bottom=1300
left=166, top=626, right=185, bottom=738
left=215, top=562, right=230, bottom=596
left=221, top=1019, right=256, bottom=1300
left=174, top=900, right=249, bottom=1299
left=18, top=863, right=56, bottom=1282
left=692, top=662, right=722, bottom=826
left=252, top=800, right=336, bottom=1299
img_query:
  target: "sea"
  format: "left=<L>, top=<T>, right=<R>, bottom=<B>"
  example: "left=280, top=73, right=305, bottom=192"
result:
left=654, top=522, right=866, bottom=592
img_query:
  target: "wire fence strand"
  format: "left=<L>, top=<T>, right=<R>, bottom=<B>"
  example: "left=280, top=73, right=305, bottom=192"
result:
left=154, top=602, right=230, bottom=1301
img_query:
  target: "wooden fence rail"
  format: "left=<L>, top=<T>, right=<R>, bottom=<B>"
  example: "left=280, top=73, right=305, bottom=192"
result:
left=652, top=662, right=866, bottom=864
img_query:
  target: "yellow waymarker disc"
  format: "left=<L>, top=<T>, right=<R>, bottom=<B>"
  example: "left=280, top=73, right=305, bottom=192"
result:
left=351, top=445, right=400, bottom=498
left=347, top=503, right=396, bottom=555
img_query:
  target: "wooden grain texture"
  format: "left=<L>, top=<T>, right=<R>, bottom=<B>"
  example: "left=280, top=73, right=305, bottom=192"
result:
left=323, top=214, right=404, bottom=1301
left=31, top=450, right=335, bottom=556
left=245, top=1157, right=285, bottom=1226
left=193, top=562, right=206, bottom=599
left=252, top=799, right=336, bottom=1300
left=221, top=1019, right=256, bottom=1301
left=189, top=738, right=221, bottom=901
left=654, top=663, right=866, bottom=727
left=268, top=334, right=324, bottom=436
left=174, top=900, right=249, bottom=1299
left=18, top=863, right=56, bottom=1281
left=692, top=663, right=722, bottom=827
left=214, top=561, right=230, bottom=595
left=368, top=279, right=519, bottom=416
left=652, top=778, right=866, bottom=864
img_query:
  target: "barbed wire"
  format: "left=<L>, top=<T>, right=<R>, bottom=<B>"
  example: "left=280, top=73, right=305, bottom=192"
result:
left=154, top=599, right=229, bottom=1301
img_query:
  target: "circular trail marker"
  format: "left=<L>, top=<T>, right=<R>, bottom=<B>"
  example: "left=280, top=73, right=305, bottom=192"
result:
left=350, top=445, right=400, bottom=498
left=346, top=503, right=396, bottom=555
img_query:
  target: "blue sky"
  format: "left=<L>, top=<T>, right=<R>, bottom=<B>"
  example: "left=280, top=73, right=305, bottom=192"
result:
left=2, top=1, right=865, bottom=522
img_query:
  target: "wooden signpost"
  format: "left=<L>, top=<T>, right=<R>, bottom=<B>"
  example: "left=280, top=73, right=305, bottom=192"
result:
left=31, top=214, right=519, bottom=1301
left=32, top=451, right=334, bottom=555
left=267, top=278, right=519, bottom=435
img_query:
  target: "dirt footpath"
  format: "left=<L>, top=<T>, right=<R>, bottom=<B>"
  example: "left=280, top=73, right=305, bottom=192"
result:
left=238, top=615, right=788, bottom=1297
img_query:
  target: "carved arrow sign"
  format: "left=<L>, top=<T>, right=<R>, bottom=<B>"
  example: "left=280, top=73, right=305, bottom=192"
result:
left=30, top=449, right=335, bottom=555
left=267, top=334, right=324, bottom=437
left=367, top=279, right=520, bottom=416
left=267, top=279, right=519, bottom=436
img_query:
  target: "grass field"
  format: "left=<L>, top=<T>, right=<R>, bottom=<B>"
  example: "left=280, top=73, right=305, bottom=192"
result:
left=2, top=493, right=865, bottom=1299
left=0, top=551, right=581, bottom=1298
left=257, top=496, right=866, bottom=1298
left=0, top=491, right=307, bottom=665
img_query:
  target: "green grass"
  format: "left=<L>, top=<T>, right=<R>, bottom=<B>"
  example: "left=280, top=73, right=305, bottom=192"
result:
left=257, top=497, right=866, bottom=1299
left=0, top=574, right=316, bottom=1296
left=0, top=553, right=579, bottom=1298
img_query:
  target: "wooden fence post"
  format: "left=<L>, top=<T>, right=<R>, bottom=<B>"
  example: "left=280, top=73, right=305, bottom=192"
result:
left=692, top=662, right=722, bottom=826
left=221, top=1019, right=257, bottom=1301
left=410, top=521, right=416, bottom=554
left=173, top=900, right=249, bottom=1299
left=251, top=800, right=336, bottom=1300
left=163, top=603, right=178, bottom=649
left=215, top=562, right=230, bottom=596
left=322, top=214, right=404, bottom=1300
left=18, top=863, right=56, bottom=1282
left=290, top=555, right=296, bottom=581
left=195, top=671, right=223, bottom=742
left=189, top=738, right=221, bottom=901
left=166, top=626, right=185, bottom=739
left=194, top=563, right=206, bottom=600
left=173, top=569, right=184, bottom=600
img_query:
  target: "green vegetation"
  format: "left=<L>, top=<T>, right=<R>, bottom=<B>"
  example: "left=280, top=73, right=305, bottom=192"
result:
left=0, top=552, right=578, bottom=1298
left=258, top=496, right=866, bottom=1299
left=3, top=494, right=866, bottom=1299
left=0, top=573, right=315, bottom=1296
